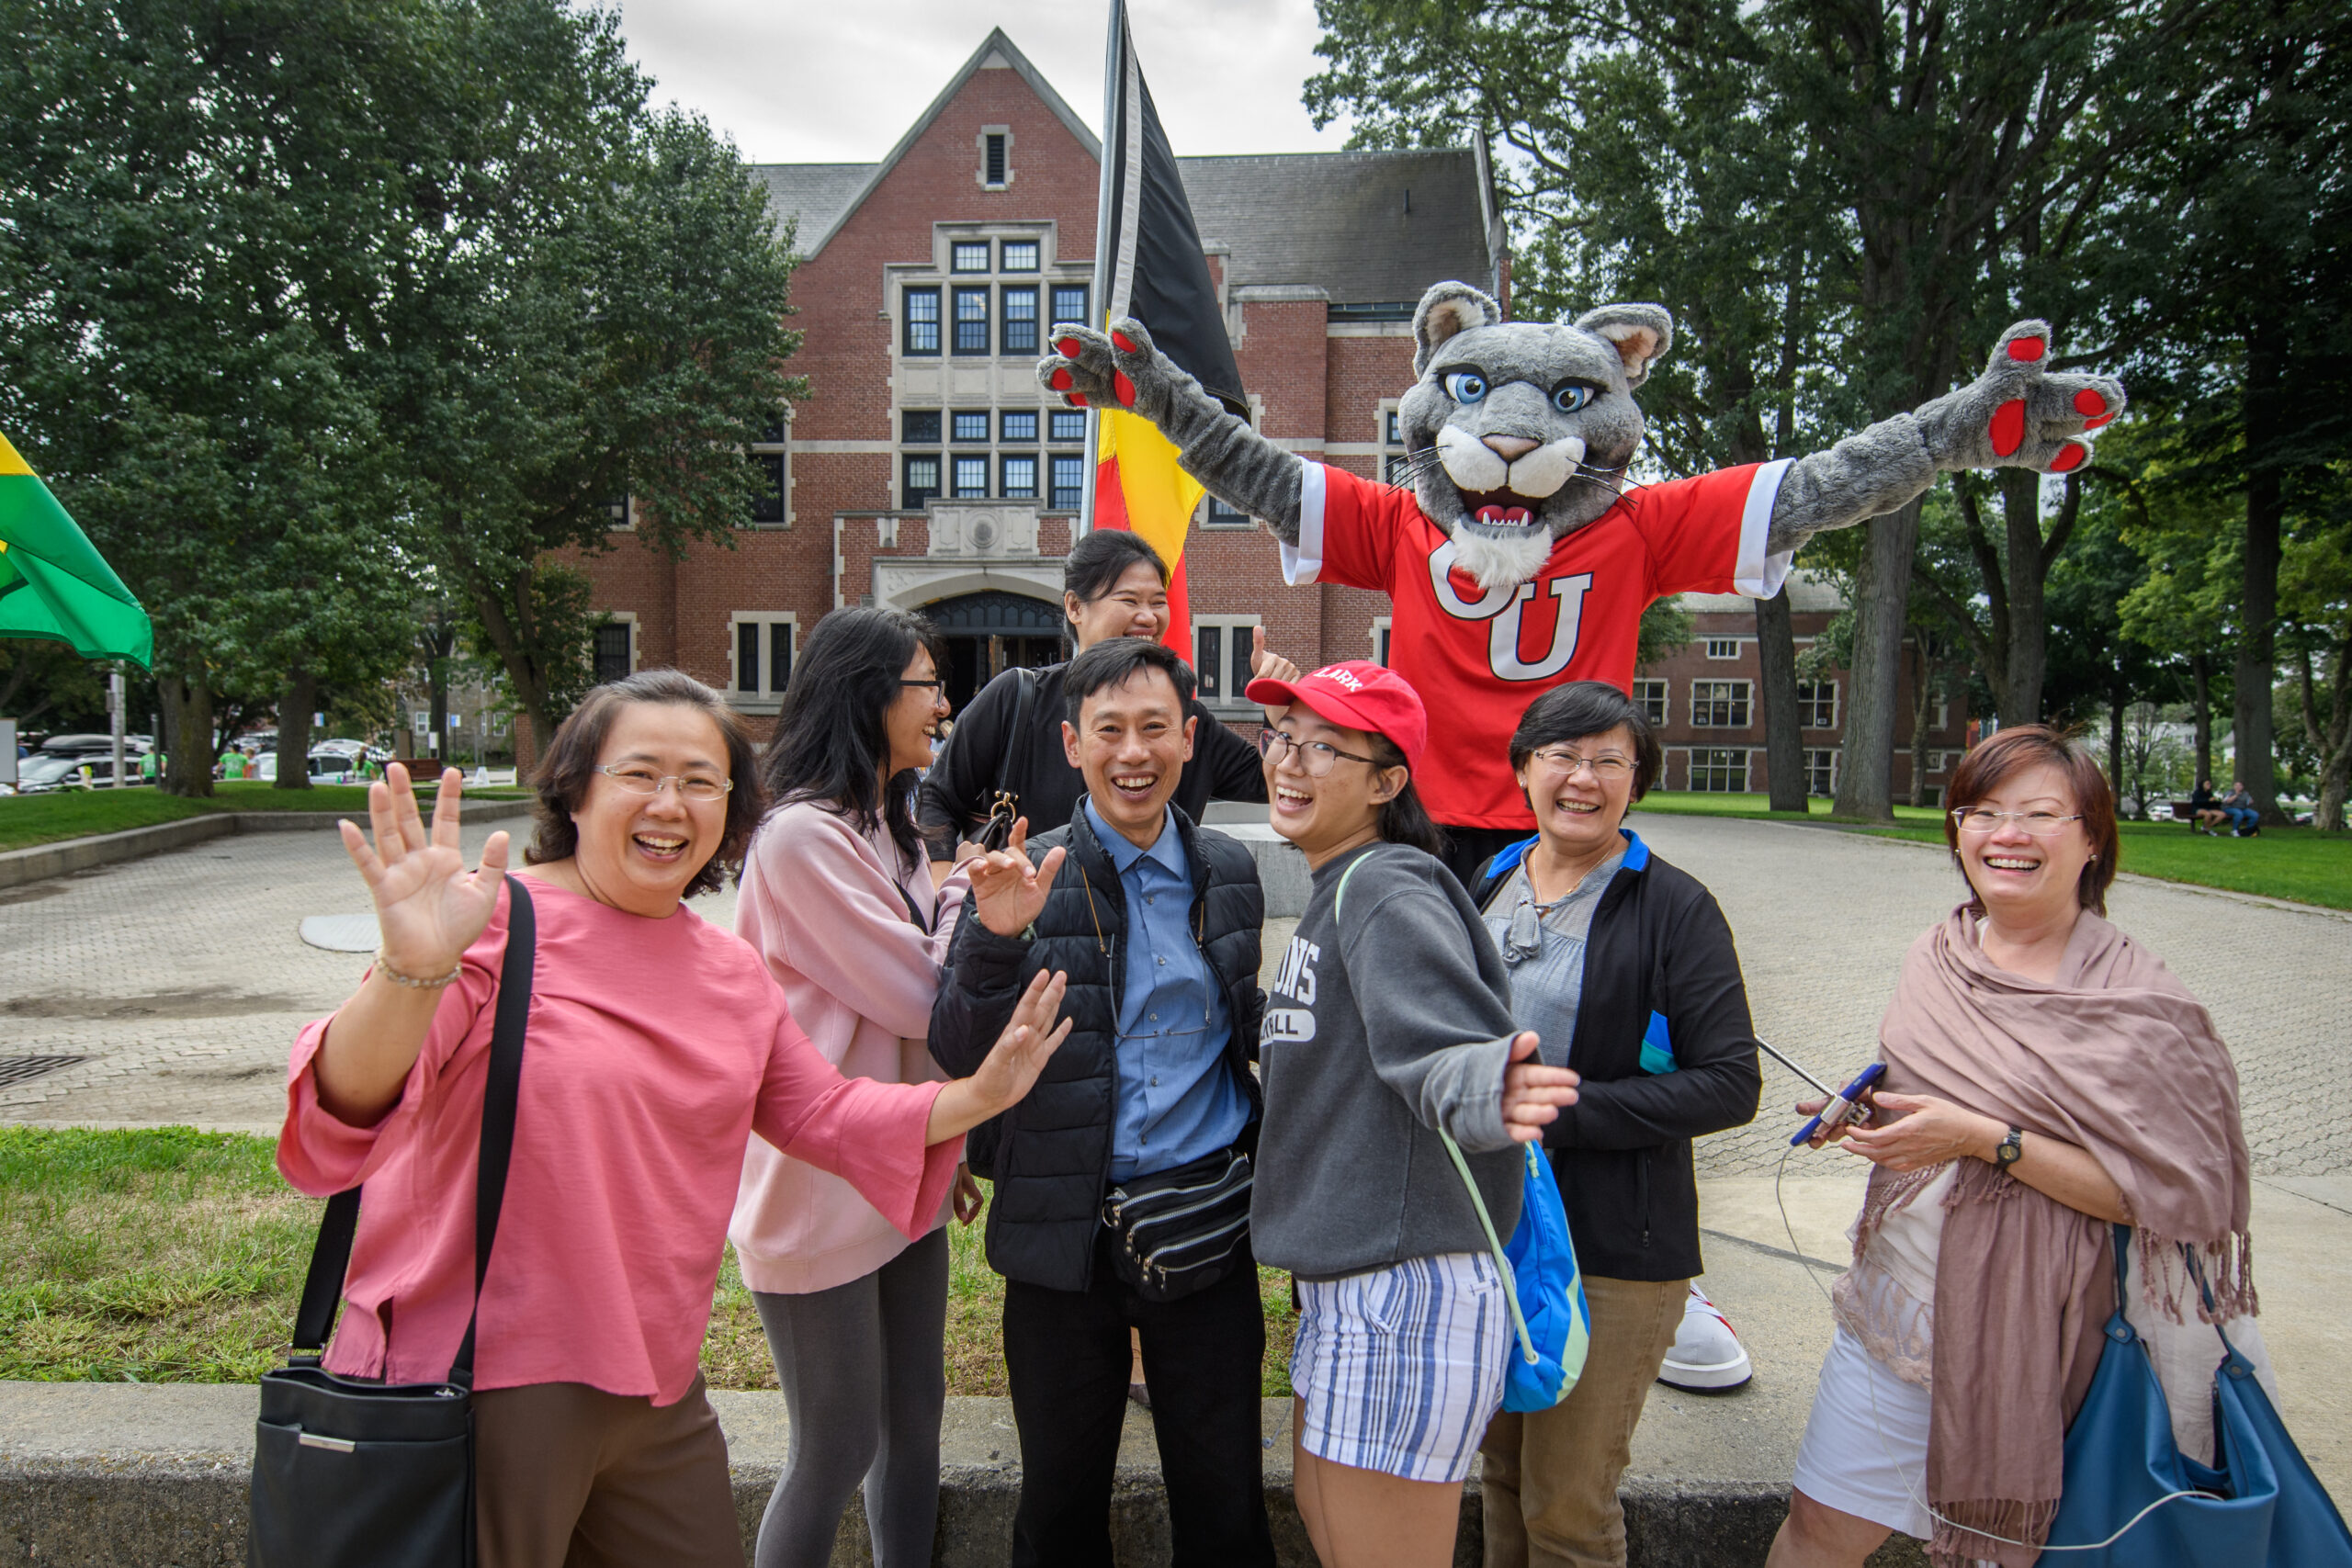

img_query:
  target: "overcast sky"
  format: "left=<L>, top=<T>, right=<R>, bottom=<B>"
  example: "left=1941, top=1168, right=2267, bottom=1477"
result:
left=611, top=0, right=1353, bottom=164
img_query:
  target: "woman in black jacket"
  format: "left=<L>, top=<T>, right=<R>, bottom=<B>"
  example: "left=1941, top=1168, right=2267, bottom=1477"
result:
left=917, top=529, right=1290, bottom=875
left=1466, top=682, right=1763, bottom=1568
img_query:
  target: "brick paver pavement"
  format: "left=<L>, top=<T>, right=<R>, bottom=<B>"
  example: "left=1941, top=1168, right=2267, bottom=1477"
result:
left=4, top=814, right=2345, bottom=1180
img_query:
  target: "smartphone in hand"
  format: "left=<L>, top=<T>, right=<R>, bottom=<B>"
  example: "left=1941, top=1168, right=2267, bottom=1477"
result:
left=1792, top=1062, right=1886, bottom=1148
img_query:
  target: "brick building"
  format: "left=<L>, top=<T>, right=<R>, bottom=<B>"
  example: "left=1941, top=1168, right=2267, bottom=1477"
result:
left=572, top=27, right=1961, bottom=794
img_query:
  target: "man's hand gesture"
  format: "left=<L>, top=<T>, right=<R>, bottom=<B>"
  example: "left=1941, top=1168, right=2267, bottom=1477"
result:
left=1499, top=1032, right=1579, bottom=1144
left=967, top=817, right=1066, bottom=938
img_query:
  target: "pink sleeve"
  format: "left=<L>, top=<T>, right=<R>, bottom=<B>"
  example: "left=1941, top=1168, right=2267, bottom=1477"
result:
left=1631, top=463, right=1792, bottom=600
left=751, top=1002, right=960, bottom=1240
left=748, top=810, right=964, bottom=1041
left=1286, top=462, right=1407, bottom=593
left=276, top=901, right=508, bottom=1196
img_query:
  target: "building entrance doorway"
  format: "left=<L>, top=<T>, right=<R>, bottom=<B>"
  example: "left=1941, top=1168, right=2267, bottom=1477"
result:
left=922, top=589, right=1065, bottom=712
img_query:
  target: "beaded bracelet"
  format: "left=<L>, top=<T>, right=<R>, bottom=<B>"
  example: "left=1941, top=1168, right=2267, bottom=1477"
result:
left=372, top=949, right=464, bottom=989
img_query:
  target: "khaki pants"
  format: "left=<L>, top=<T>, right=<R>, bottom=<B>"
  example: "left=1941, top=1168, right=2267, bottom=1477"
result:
left=1478, top=1276, right=1689, bottom=1568
left=475, top=1375, right=743, bottom=1568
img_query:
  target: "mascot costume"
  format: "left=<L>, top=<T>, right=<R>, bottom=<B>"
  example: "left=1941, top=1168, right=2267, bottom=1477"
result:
left=1039, top=282, right=2122, bottom=882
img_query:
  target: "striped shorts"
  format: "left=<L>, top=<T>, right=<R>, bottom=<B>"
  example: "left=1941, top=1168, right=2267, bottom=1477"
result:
left=1289, top=1251, right=1509, bottom=1483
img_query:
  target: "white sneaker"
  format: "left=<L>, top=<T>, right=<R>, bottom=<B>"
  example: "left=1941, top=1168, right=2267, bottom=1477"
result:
left=1657, top=1282, right=1753, bottom=1393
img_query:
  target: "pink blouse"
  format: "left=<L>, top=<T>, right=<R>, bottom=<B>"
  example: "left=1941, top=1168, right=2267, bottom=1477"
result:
left=277, top=876, right=959, bottom=1405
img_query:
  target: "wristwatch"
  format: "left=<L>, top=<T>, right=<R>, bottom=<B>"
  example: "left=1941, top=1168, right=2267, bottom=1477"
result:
left=1995, top=1125, right=2025, bottom=1174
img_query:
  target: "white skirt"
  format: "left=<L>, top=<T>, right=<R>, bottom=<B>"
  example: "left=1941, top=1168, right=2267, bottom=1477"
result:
left=1290, top=1251, right=1508, bottom=1484
left=1790, top=1325, right=1938, bottom=1540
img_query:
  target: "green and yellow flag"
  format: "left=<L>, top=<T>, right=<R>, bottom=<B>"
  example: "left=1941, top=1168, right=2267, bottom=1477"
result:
left=0, top=432, right=152, bottom=669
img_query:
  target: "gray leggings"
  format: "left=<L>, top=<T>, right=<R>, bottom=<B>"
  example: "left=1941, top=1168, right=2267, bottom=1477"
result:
left=750, top=1225, right=950, bottom=1568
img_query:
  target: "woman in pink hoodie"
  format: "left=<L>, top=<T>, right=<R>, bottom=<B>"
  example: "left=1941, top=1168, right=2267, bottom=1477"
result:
left=729, top=607, right=980, bottom=1568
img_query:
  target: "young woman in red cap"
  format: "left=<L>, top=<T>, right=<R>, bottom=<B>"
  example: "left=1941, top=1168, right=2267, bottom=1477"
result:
left=1242, top=660, right=1581, bottom=1568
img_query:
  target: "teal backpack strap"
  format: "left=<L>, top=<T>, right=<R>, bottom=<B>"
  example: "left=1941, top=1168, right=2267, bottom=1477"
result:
left=1334, top=848, right=1539, bottom=1370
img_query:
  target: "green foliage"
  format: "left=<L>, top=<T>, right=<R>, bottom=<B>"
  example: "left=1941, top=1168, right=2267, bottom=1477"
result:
left=1863, top=820, right=2352, bottom=910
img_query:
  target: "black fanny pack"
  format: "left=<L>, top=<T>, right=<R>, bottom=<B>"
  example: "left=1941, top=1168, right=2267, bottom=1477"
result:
left=1102, top=1145, right=1252, bottom=1303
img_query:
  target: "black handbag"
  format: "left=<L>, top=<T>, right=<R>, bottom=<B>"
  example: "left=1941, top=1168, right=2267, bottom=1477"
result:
left=1102, top=1144, right=1254, bottom=1302
left=248, top=875, right=537, bottom=1568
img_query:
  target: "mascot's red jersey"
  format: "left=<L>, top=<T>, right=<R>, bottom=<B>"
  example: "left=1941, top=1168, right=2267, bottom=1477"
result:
left=1281, top=459, right=1795, bottom=829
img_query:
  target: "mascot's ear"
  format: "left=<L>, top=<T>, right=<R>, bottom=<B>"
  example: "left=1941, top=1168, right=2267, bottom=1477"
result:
left=1413, top=282, right=1503, bottom=378
left=1572, top=304, right=1675, bottom=389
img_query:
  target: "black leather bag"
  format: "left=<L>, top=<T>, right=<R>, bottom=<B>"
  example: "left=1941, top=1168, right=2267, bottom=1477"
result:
left=248, top=876, right=537, bottom=1568
left=1102, top=1145, right=1253, bottom=1303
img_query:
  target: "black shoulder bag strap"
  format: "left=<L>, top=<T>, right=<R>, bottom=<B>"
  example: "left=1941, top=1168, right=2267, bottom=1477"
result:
left=995, top=665, right=1039, bottom=816
left=287, top=875, right=538, bottom=1387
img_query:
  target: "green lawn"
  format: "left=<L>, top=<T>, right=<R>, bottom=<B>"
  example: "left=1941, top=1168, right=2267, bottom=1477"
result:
left=1632, top=790, right=1952, bottom=827
left=0, top=781, right=531, bottom=853
left=0, top=1127, right=1299, bottom=1395
left=1860, top=819, right=2352, bottom=912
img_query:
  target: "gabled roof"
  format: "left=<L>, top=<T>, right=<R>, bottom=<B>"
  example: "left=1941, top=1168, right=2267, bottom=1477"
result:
left=756, top=29, right=1097, bottom=261
left=1177, top=148, right=1500, bottom=307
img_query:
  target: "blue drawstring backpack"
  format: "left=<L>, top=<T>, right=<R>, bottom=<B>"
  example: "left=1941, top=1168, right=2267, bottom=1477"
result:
left=1334, top=853, right=1593, bottom=1412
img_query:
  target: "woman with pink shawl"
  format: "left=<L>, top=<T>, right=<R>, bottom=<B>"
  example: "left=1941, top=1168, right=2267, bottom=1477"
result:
left=1768, top=727, right=2276, bottom=1568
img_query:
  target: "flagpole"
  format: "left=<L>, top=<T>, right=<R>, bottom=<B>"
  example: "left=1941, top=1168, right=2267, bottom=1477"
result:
left=1077, top=0, right=1125, bottom=540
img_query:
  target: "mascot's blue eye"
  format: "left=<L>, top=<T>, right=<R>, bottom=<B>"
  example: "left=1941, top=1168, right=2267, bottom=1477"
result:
left=1553, top=384, right=1595, bottom=414
left=1442, top=371, right=1488, bottom=404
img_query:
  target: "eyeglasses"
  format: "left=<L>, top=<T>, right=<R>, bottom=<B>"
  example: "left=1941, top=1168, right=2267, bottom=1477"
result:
left=595, top=764, right=732, bottom=803
left=1258, top=728, right=1379, bottom=778
left=1528, top=747, right=1634, bottom=782
left=1951, top=807, right=2082, bottom=836
left=898, top=679, right=944, bottom=690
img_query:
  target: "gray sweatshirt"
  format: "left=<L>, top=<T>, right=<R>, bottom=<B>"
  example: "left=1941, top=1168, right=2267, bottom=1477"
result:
left=1251, top=842, right=1524, bottom=1280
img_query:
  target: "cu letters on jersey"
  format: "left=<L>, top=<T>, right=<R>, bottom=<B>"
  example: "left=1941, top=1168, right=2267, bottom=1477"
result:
left=1262, top=934, right=1320, bottom=1046
left=1427, top=541, right=1594, bottom=682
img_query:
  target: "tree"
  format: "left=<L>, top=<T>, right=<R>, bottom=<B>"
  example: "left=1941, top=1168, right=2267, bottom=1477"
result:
left=2281, top=505, right=2351, bottom=829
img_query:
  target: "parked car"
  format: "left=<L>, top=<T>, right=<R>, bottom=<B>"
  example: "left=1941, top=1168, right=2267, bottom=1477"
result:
left=251, top=749, right=370, bottom=784
left=5, top=750, right=144, bottom=793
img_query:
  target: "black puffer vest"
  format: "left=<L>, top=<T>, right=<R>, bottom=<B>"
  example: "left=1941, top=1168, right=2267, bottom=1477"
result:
left=928, top=802, right=1265, bottom=1292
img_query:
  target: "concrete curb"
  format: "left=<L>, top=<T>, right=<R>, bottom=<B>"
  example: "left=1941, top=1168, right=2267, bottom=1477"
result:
left=0, top=1382, right=1908, bottom=1567
left=0, top=802, right=536, bottom=892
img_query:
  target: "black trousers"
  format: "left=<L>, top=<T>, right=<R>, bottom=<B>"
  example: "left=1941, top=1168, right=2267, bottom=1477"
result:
left=1438, top=823, right=1525, bottom=893
left=1001, top=1229, right=1274, bottom=1568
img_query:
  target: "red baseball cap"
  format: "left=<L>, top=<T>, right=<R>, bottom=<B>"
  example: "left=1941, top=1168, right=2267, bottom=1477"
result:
left=1245, top=660, right=1428, bottom=773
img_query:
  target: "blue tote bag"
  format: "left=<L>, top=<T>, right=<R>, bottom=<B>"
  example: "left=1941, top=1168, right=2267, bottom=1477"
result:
left=2041, top=1223, right=2352, bottom=1565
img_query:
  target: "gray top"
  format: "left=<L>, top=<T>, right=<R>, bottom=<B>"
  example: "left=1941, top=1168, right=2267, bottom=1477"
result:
left=1478, top=850, right=1625, bottom=1069
left=1251, top=843, right=1522, bottom=1280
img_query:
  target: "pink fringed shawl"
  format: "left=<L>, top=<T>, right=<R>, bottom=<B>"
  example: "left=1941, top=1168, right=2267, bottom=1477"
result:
left=1862, top=907, right=2255, bottom=1567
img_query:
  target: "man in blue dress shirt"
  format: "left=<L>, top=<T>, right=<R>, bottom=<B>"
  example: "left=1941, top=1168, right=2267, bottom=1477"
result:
left=932, top=637, right=1274, bottom=1568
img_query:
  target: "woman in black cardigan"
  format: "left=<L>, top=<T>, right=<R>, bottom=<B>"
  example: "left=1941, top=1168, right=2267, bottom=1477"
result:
left=918, top=529, right=1289, bottom=876
left=1466, top=682, right=1764, bottom=1568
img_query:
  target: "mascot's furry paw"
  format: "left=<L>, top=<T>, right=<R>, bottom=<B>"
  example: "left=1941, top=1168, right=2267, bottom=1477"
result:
left=1036, top=318, right=1196, bottom=425
left=1920, top=321, right=2125, bottom=475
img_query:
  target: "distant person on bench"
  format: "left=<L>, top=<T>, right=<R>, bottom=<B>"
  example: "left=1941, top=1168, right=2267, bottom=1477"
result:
left=2221, top=780, right=2260, bottom=836
left=2188, top=779, right=2226, bottom=835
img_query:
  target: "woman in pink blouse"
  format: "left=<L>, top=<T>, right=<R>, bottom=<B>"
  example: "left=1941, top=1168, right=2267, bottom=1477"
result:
left=728, top=608, right=978, bottom=1568
left=280, top=669, right=1070, bottom=1568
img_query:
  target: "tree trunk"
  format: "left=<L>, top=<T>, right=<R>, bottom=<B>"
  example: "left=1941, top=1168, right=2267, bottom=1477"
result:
left=1755, top=587, right=1807, bottom=812
left=275, top=667, right=318, bottom=790
left=2189, top=652, right=2213, bottom=787
left=1832, top=498, right=1923, bottom=823
left=2107, top=694, right=2126, bottom=807
left=1909, top=640, right=1934, bottom=808
left=158, top=670, right=215, bottom=798
left=2237, top=338, right=2283, bottom=822
left=1999, top=469, right=2049, bottom=722
left=2301, top=641, right=2350, bottom=833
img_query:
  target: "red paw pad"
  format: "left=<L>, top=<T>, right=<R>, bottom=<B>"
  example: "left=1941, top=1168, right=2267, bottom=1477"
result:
left=1114, top=370, right=1137, bottom=408
left=2007, top=336, right=2046, bottom=362
left=2082, top=411, right=2115, bottom=431
left=1111, top=331, right=1138, bottom=355
left=2049, top=442, right=2086, bottom=473
left=1068, top=393, right=1088, bottom=408
left=2072, top=388, right=2107, bottom=416
left=1049, top=368, right=1073, bottom=391
left=1055, top=336, right=1083, bottom=358
left=1989, top=399, right=2028, bottom=457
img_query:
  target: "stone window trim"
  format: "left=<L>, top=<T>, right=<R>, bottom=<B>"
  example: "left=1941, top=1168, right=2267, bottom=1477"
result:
left=1703, top=637, right=1744, bottom=660
left=1796, top=678, right=1838, bottom=730
left=1690, top=679, right=1753, bottom=728
left=728, top=612, right=797, bottom=708
left=1631, top=678, right=1668, bottom=728
left=1684, top=745, right=1751, bottom=793
left=594, top=614, right=639, bottom=685
left=977, top=126, right=1013, bottom=189
left=1371, top=615, right=1393, bottom=669
left=1804, top=745, right=1838, bottom=797
left=1191, top=614, right=1262, bottom=711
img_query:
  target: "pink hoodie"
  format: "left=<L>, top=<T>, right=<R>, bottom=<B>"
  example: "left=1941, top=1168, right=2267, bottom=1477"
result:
left=728, top=800, right=972, bottom=1293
